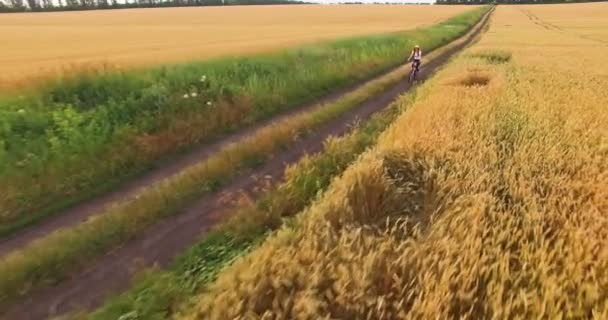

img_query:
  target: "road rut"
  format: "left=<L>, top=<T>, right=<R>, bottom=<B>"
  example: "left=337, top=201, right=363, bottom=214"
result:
left=1, top=9, right=493, bottom=319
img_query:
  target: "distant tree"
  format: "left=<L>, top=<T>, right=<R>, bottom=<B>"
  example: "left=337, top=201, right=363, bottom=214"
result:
left=65, top=0, right=78, bottom=8
left=78, top=0, right=94, bottom=8
left=0, top=0, right=380, bottom=13
left=26, top=0, right=40, bottom=10
left=41, top=0, right=53, bottom=8
left=9, top=0, right=25, bottom=9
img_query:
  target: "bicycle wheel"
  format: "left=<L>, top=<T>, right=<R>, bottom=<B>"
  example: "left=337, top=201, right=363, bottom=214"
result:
left=409, top=68, right=417, bottom=83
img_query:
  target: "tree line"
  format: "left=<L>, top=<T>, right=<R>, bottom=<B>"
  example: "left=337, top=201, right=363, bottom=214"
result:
left=1, top=0, right=605, bottom=14
left=0, top=0, right=305, bottom=13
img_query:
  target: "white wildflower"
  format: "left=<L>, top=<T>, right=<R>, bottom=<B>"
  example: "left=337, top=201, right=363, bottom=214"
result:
left=17, top=109, right=26, bottom=114
left=200, top=75, right=207, bottom=82
left=191, top=92, right=198, bottom=98
left=206, top=101, right=212, bottom=106
left=183, top=94, right=189, bottom=99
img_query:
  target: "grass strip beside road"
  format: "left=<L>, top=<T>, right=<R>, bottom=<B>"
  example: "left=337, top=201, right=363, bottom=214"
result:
left=0, top=7, right=487, bottom=234
left=0, top=48, right=411, bottom=306
left=0, top=6, right=489, bottom=308
left=75, top=90, right=411, bottom=320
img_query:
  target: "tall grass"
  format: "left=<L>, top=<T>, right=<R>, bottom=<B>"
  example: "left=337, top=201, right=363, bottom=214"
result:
left=73, top=15, right=495, bottom=319
left=0, top=7, right=489, bottom=235
left=0, top=9, right=490, bottom=314
left=58, top=15, right=493, bottom=317
left=69, top=93, right=406, bottom=320
left=182, top=6, right=608, bottom=319
left=0, top=8, right=491, bottom=309
left=0, top=41, right=425, bottom=306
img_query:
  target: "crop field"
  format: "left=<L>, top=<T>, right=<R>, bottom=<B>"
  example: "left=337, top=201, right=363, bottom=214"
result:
left=0, top=6, right=484, bottom=238
left=0, top=5, right=474, bottom=92
left=518, top=2, right=608, bottom=46
left=64, top=21, right=492, bottom=319
left=183, top=3, right=608, bottom=319
left=0, top=7, right=491, bottom=317
left=6, top=3, right=606, bottom=318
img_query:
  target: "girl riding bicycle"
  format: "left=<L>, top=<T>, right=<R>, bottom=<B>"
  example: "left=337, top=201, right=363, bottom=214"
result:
left=408, top=45, right=422, bottom=73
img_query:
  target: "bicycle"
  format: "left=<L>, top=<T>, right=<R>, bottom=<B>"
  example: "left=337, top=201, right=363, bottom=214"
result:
left=409, top=60, right=421, bottom=83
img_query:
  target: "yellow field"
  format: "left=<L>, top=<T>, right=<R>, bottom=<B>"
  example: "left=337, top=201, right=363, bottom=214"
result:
left=182, top=3, right=608, bottom=319
left=0, top=5, right=474, bottom=92
left=483, top=2, right=608, bottom=75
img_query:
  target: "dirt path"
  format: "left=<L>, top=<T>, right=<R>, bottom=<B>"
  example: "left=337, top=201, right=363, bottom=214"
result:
left=1, top=9, right=493, bottom=319
left=0, top=54, right=398, bottom=256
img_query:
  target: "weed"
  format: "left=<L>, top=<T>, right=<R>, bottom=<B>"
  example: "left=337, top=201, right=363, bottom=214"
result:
left=185, top=5, right=608, bottom=319
left=78, top=97, right=405, bottom=320
left=0, top=7, right=489, bottom=234
left=469, top=49, right=512, bottom=64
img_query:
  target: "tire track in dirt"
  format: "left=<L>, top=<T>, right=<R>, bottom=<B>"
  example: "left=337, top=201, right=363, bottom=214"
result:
left=521, top=8, right=561, bottom=32
left=0, top=49, right=405, bottom=256
left=520, top=8, right=608, bottom=46
left=1, top=9, right=493, bottom=320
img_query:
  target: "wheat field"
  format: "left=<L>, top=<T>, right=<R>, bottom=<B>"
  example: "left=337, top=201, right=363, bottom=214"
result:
left=182, top=3, right=608, bottom=319
left=0, top=5, right=474, bottom=92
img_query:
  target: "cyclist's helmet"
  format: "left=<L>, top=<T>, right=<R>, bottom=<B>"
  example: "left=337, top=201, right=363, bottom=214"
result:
left=414, top=45, right=420, bottom=49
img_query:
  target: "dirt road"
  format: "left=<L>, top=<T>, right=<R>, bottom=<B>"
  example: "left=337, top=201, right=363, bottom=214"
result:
left=1, top=9, right=493, bottom=319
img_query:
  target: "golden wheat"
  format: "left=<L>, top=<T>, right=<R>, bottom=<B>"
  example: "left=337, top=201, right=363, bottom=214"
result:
left=180, top=4, right=608, bottom=319
left=0, top=5, right=476, bottom=92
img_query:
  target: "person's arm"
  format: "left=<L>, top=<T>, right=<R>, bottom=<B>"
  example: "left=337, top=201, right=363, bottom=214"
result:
left=407, top=50, right=413, bottom=62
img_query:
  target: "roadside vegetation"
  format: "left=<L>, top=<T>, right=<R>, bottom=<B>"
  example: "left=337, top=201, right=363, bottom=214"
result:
left=0, top=7, right=486, bottom=236
left=56, top=9, right=492, bottom=320
left=0, top=53, right=402, bottom=305
left=67, top=88, right=410, bottom=320
left=182, top=4, right=608, bottom=319
left=0, top=6, right=492, bottom=306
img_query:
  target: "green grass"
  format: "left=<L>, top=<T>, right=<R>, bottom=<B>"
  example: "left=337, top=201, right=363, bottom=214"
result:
left=0, top=49, right=413, bottom=307
left=0, top=7, right=489, bottom=235
left=0, top=6, right=490, bottom=309
left=469, top=49, right=513, bottom=64
left=72, top=90, right=410, bottom=320
left=62, top=11, right=491, bottom=317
